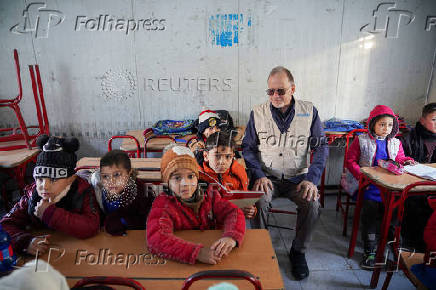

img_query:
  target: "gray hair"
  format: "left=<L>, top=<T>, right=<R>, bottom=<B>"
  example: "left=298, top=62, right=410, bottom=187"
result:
left=268, top=66, right=294, bottom=84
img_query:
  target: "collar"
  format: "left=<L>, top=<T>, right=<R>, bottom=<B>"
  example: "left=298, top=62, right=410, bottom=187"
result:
left=270, top=98, right=295, bottom=118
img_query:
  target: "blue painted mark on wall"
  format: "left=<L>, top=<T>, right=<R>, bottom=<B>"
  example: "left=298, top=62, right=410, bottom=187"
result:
left=209, top=13, right=253, bottom=47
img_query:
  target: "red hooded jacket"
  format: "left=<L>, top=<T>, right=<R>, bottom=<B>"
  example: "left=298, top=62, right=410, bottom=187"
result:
left=0, top=176, right=100, bottom=254
left=146, top=186, right=245, bottom=264
left=346, top=105, right=414, bottom=180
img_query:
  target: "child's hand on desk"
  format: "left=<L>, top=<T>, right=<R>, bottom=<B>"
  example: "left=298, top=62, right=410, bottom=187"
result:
left=403, top=160, right=417, bottom=165
left=243, top=205, right=256, bottom=219
left=197, top=247, right=221, bottom=264
left=26, top=235, right=51, bottom=256
left=211, top=237, right=237, bottom=258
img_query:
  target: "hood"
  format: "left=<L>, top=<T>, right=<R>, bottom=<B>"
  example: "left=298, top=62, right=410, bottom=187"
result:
left=368, top=105, right=399, bottom=139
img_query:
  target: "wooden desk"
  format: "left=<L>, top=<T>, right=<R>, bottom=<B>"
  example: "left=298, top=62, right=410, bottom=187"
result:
left=0, top=147, right=39, bottom=169
left=347, top=164, right=436, bottom=288
left=35, top=229, right=283, bottom=289
left=120, top=126, right=246, bottom=154
left=0, top=145, right=40, bottom=202
left=77, top=157, right=161, bottom=171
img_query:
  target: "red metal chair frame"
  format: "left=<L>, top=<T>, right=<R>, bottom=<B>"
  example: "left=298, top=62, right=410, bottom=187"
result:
left=72, top=276, right=145, bottom=290
left=108, top=135, right=141, bottom=158
left=336, top=128, right=368, bottom=236
left=381, top=182, right=436, bottom=290
left=182, top=270, right=262, bottom=290
left=0, top=49, right=49, bottom=150
left=143, top=128, right=176, bottom=157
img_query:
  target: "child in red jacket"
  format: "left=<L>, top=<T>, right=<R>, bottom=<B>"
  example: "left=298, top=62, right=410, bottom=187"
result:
left=78, top=150, right=155, bottom=236
left=199, top=131, right=255, bottom=219
left=0, top=135, right=100, bottom=255
left=146, top=145, right=245, bottom=264
left=344, top=105, right=415, bottom=269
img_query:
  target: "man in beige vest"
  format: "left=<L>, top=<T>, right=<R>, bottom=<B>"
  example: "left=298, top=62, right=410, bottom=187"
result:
left=242, top=66, right=328, bottom=280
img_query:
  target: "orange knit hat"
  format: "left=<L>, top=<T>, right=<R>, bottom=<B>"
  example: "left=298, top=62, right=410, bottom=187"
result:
left=161, top=145, right=199, bottom=183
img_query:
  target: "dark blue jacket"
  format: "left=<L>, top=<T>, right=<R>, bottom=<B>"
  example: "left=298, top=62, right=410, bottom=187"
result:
left=242, top=99, right=328, bottom=185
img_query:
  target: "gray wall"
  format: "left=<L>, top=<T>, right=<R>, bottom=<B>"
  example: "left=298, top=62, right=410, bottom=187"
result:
left=1, top=0, right=436, bottom=184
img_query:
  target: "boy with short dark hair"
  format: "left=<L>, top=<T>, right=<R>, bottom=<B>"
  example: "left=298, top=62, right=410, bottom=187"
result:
left=200, top=131, right=256, bottom=219
left=400, top=103, right=436, bottom=251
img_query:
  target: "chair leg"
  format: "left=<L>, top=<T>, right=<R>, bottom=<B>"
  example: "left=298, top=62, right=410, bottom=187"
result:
left=342, top=195, right=350, bottom=236
left=381, top=271, right=393, bottom=290
left=12, top=104, right=32, bottom=149
left=336, top=188, right=342, bottom=212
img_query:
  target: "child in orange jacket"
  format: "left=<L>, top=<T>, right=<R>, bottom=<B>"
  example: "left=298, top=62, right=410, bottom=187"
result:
left=199, top=131, right=255, bottom=219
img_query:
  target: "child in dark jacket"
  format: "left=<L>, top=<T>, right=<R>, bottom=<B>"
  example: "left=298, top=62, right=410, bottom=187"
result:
left=344, top=105, right=415, bottom=269
left=79, top=150, right=155, bottom=236
left=199, top=131, right=256, bottom=219
left=188, top=109, right=222, bottom=165
left=0, top=135, right=100, bottom=255
left=400, top=103, right=436, bottom=251
left=146, top=145, right=245, bottom=264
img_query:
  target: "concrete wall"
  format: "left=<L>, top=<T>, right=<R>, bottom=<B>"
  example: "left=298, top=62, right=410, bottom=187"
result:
left=1, top=0, right=435, bottom=184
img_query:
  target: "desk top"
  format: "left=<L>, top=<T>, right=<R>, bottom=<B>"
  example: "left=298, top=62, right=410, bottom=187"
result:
left=37, top=229, right=283, bottom=289
left=120, top=126, right=245, bottom=152
left=360, top=163, right=436, bottom=192
left=77, top=157, right=161, bottom=170
left=0, top=146, right=39, bottom=168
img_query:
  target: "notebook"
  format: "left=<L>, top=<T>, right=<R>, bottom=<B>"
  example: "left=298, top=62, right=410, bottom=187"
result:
left=222, top=190, right=264, bottom=208
left=404, top=164, right=436, bottom=181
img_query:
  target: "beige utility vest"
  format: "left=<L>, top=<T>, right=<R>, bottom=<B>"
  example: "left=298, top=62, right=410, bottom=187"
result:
left=253, top=99, right=313, bottom=179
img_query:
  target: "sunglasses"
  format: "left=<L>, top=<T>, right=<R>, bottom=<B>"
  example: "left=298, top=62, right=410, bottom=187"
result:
left=266, top=87, right=289, bottom=96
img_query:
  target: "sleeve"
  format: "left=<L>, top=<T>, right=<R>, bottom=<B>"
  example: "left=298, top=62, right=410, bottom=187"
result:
left=305, top=106, right=329, bottom=185
left=394, top=141, right=415, bottom=164
left=146, top=199, right=203, bottom=264
left=398, top=133, right=412, bottom=158
left=424, top=211, right=436, bottom=252
left=122, top=181, right=155, bottom=229
left=345, top=137, right=362, bottom=179
left=242, top=111, right=266, bottom=181
left=42, top=188, right=100, bottom=239
left=210, top=190, right=246, bottom=246
left=0, top=196, right=34, bottom=254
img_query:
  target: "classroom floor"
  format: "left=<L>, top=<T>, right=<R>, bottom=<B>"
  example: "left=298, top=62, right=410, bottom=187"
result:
left=265, top=193, right=415, bottom=290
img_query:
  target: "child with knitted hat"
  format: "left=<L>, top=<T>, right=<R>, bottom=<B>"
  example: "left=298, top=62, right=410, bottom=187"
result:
left=0, top=135, right=100, bottom=255
left=146, top=145, right=245, bottom=264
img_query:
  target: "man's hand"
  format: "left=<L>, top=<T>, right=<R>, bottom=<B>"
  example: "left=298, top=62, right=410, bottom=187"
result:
left=197, top=247, right=221, bottom=264
left=253, top=177, right=273, bottom=194
left=26, top=235, right=51, bottom=256
left=211, top=237, right=237, bottom=258
left=242, top=205, right=256, bottom=219
left=34, top=199, right=54, bottom=219
left=297, top=180, right=319, bottom=202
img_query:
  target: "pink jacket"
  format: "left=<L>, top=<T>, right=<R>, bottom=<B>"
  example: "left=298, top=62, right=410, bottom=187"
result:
left=345, top=105, right=414, bottom=180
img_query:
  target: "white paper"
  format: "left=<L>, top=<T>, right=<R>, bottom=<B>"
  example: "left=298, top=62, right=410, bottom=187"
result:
left=404, top=164, right=436, bottom=181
